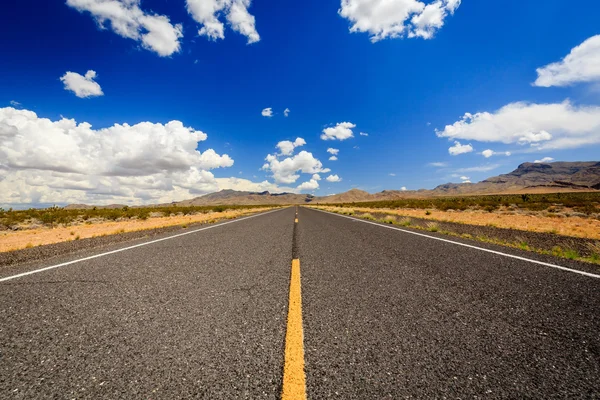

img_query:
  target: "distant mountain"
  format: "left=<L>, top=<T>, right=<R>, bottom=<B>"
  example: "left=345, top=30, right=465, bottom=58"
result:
left=175, top=190, right=311, bottom=206
left=65, top=161, right=600, bottom=209
left=317, top=188, right=372, bottom=203
left=429, top=161, right=600, bottom=195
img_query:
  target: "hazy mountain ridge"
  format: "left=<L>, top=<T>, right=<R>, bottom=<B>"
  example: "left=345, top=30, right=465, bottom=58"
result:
left=66, top=162, right=600, bottom=208
left=438, top=162, right=600, bottom=195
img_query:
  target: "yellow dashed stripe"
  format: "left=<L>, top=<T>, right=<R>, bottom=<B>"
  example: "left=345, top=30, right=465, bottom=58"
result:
left=281, top=259, right=307, bottom=400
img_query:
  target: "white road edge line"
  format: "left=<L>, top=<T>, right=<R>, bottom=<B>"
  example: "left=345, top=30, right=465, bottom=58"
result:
left=0, top=208, right=286, bottom=283
left=311, top=208, right=600, bottom=279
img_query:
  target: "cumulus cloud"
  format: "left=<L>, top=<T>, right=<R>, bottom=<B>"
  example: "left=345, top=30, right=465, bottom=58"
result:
left=66, top=0, right=183, bottom=57
left=401, top=186, right=407, bottom=191
left=0, top=107, right=234, bottom=206
left=284, top=108, right=291, bottom=117
left=339, top=0, right=460, bottom=42
left=436, top=100, right=600, bottom=151
left=534, top=35, right=600, bottom=87
left=186, top=0, right=260, bottom=44
left=297, top=179, right=320, bottom=192
left=534, top=157, right=554, bottom=164
left=482, top=149, right=511, bottom=158
left=60, top=70, right=104, bottom=98
left=262, top=150, right=327, bottom=184
left=312, top=174, right=321, bottom=181
left=329, top=156, right=338, bottom=161
left=448, top=141, right=473, bottom=156
left=327, top=148, right=340, bottom=155
left=321, top=122, right=356, bottom=141
left=326, top=174, right=342, bottom=182
left=276, top=137, right=306, bottom=156
left=262, top=107, right=273, bottom=117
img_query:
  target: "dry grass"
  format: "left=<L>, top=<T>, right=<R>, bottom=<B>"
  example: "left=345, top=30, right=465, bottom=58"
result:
left=313, top=206, right=600, bottom=240
left=0, top=207, right=276, bottom=253
left=383, top=215, right=397, bottom=224
left=426, top=222, right=440, bottom=232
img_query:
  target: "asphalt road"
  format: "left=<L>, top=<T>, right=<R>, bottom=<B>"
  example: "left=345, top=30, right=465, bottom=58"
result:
left=1, top=206, right=599, bottom=399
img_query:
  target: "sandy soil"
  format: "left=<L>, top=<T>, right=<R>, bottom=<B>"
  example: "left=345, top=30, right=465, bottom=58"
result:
left=312, top=206, right=600, bottom=240
left=0, top=208, right=275, bottom=253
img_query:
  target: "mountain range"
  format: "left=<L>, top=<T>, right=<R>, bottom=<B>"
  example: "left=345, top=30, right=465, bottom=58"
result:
left=174, top=161, right=600, bottom=206
left=66, top=161, right=600, bottom=209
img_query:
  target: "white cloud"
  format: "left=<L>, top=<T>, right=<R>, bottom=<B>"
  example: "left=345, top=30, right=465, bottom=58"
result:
left=186, top=0, right=260, bottom=44
left=329, top=156, right=338, bottom=161
left=321, top=122, right=356, bottom=141
left=262, top=150, right=327, bottom=184
left=401, top=186, right=407, bottom=191
left=327, top=148, right=340, bottom=155
left=66, top=0, right=183, bottom=57
left=312, top=174, right=321, bottom=181
left=339, top=0, right=460, bottom=42
left=448, top=141, right=473, bottom=156
left=534, top=35, right=600, bottom=87
left=214, top=177, right=296, bottom=193
left=436, top=100, right=600, bottom=151
left=460, top=175, right=469, bottom=181
left=534, top=157, right=554, bottom=164
left=60, top=70, right=104, bottom=98
left=0, top=107, right=235, bottom=205
left=297, top=179, right=320, bottom=192
left=481, top=149, right=511, bottom=158
left=276, top=137, right=306, bottom=156
left=389, top=173, right=396, bottom=176
left=9, top=101, right=21, bottom=107
left=428, top=162, right=448, bottom=167
left=481, top=149, right=493, bottom=158
left=326, top=174, right=342, bottom=182
left=262, top=107, right=273, bottom=117
left=359, top=132, right=369, bottom=136
left=284, top=108, right=291, bottom=117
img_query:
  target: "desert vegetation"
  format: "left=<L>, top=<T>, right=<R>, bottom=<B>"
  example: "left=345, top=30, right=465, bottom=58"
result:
left=318, top=192, right=600, bottom=216
left=0, top=205, right=276, bottom=252
left=0, top=204, right=268, bottom=231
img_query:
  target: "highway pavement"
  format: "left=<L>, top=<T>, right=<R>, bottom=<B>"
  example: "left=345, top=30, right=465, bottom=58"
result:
left=1, top=206, right=599, bottom=399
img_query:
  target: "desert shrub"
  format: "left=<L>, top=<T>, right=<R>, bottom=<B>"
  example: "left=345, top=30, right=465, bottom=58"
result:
left=398, top=217, right=412, bottom=227
left=426, top=222, right=439, bottom=232
left=383, top=215, right=397, bottom=224
left=564, top=249, right=580, bottom=260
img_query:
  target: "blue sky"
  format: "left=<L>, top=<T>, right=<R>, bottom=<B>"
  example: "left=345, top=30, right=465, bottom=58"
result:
left=1, top=0, right=600, bottom=206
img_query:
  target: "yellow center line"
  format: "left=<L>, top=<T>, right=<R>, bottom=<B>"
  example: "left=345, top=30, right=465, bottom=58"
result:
left=281, top=259, right=307, bottom=400
left=295, top=218, right=299, bottom=223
